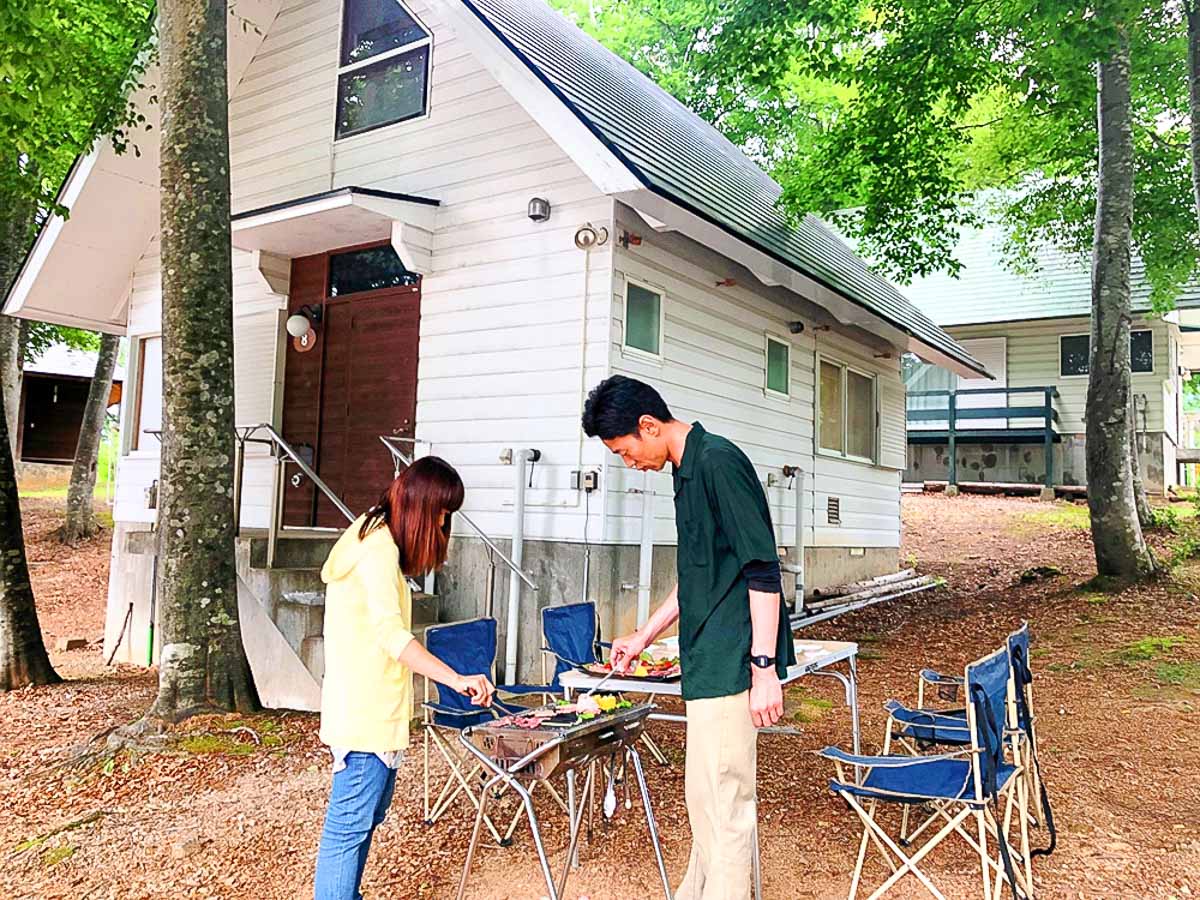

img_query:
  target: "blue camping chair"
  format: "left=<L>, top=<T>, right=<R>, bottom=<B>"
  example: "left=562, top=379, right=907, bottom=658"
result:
left=421, top=617, right=540, bottom=844
left=540, top=602, right=607, bottom=690
left=820, top=645, right=1034, bottom=900
left=883, top=623, right=1055, bottom=847
left=539, top=602, right=671, bottom=767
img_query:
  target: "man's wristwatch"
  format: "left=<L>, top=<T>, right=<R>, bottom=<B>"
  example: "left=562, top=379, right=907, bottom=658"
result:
left=750, top=654, right=776, bottom=670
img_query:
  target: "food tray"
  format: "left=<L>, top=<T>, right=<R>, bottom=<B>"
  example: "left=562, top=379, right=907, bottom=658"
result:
left=577, top=662, right=682, bottom=683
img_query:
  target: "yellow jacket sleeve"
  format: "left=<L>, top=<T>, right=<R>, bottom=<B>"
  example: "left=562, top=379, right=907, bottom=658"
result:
left=359, top=535, right=416, bottom=660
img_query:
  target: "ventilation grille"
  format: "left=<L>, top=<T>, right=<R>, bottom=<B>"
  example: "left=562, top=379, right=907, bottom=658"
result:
left=827, top=496, right=841, bottom=525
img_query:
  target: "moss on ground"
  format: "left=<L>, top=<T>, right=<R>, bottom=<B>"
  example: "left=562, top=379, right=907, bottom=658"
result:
left=41, top=844, right=75, bottom=867
left=178, top=719, right=288, bottom=756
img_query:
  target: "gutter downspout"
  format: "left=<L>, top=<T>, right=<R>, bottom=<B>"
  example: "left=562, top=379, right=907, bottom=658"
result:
left=781, top=466, right=805, bottom=615
left=505, top=447, right=540, bottom=683
left=637, top=470, right=654, bottom=627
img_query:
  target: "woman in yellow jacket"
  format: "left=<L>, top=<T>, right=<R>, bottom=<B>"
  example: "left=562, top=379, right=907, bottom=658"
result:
left=314, top=456, right=493, bottom=900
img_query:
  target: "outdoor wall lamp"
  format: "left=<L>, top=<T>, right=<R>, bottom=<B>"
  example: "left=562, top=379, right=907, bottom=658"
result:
left=528, top=197, right=551, bottom=222
left=286, top=304, right=323, bottom=338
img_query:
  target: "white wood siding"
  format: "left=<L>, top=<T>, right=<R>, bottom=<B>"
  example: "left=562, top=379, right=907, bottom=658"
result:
left=607, top=205, right=904, bottom=551
left=113, top=0, right=616, bottom=542
left=114, top=237, right=286, bottom=528
left=946, top=316, right=1172, bottom=435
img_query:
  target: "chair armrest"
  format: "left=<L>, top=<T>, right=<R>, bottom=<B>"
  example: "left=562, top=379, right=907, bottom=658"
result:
left=818, top=746, right=968, bottom=768
left=422, top=701, right=501, bottom=719
left=883, top=699, right=970, bottom=730
left=919, top=668, right=964, bottom=686
left=496, top=683, right=552, bottom=696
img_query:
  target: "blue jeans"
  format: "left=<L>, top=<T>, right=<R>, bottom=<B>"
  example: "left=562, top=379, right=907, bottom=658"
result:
left=314, top=752, right=399, bottom=900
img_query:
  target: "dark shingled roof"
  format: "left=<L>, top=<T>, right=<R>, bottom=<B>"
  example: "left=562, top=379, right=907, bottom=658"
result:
left=459, top=0, right=986, bottom=376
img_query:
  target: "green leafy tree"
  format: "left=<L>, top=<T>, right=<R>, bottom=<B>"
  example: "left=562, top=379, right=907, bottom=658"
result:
left=0, top=0, right=153, bottom=689
left=558, top=0, right=1179, bottom=577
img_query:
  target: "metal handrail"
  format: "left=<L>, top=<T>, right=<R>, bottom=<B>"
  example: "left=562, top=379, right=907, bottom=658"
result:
left=234, top=423, right=355, bottom=568
left=238, top=423, right=354, bottom=519
left=378, top=436, right=537, bottom=592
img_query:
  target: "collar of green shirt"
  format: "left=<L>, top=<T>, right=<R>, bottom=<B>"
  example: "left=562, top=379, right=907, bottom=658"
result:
left=673, top=421, right=705, bottom=481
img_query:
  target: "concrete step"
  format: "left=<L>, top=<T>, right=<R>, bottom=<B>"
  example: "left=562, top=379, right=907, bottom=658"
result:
left=246, top=535, right=338, bottom=570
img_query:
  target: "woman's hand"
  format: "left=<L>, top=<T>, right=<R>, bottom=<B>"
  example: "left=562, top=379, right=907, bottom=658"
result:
left=456, top=673, right=495, bottom=707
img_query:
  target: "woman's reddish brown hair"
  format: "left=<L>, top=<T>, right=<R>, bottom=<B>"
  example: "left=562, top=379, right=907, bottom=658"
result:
left=360, top=456, right=465, bottom=577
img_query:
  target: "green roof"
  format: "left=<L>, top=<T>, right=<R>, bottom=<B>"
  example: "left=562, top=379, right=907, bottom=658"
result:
left=900, top=222, right=1200, bottom=326
left=461, top=0, right=986, bottom=377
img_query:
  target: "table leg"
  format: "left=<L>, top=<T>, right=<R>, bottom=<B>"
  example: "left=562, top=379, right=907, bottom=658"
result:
left=752, top=813, right=762, bottom=900
left=456, top=772, right=501, bottom=900
left=849, top=654, right=861, bottom=757
left=556, top=765, right=595, bottom=898
left=566, top=768, right=579, bottom=870
left=510, top=776, right=558, bottom=900
left=629, top=746, right=673, bottom=900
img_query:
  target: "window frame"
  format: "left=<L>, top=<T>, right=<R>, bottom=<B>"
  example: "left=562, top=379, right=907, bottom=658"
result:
left=333, top=0, right=433, bottom=143
left=621, top=276, right=666, bottom=363
left=815, top=353, right=879, bottom=465
left=129, top=334, right=163, bottom=455
left=763, top=332, right=792, bottom=399
left=1059, top=329, right=1154, bottom=378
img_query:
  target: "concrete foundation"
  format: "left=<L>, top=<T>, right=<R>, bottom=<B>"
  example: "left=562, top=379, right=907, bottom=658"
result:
left=102, top=525, right=902, bottom=692
left=437, top=537, right=899, bottom=682
left=905, top=431, right=1166, bottom=494
left=17, top=460, right=71, bottom=492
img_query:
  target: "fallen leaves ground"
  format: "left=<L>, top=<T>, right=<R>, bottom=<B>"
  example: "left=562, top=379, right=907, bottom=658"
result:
left=1, top=494, right=1198, bottom=899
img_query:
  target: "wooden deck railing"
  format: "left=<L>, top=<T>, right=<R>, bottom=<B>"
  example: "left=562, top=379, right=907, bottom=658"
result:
left=906, top=386, right=1061, bottom=487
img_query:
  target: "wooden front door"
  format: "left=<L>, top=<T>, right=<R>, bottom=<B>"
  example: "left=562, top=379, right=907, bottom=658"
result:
left=281, top=245, right=420, bottom=528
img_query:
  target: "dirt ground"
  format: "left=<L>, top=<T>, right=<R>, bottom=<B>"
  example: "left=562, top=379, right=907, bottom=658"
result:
left=1, top=494, right=1198, bottom=899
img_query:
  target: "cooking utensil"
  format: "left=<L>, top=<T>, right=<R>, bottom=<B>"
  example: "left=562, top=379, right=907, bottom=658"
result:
left=584, top=665, right=619, bottom=698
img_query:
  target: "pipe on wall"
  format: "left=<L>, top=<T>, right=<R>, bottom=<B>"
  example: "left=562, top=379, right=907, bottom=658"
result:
left=636, top=469, right=654, bottom=627
left=504, top=447, right=540, bottom=683
left=781, top=465, right=805, bottom=614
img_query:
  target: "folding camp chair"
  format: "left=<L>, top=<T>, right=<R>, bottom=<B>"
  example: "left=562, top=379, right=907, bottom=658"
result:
left=883, top=623, right=1055, bottom=848
left=820, top=645, right=1034, bottom=900
left=541, top=601, right=670, bottom=767
left=421, top=617, right=551, bottom=845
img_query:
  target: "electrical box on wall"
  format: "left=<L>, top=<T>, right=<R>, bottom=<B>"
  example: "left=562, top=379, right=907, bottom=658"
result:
left=571, top=470, right=599, bottom=492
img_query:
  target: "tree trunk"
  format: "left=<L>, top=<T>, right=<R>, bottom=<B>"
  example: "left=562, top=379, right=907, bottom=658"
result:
left=0, top=195, right=34, bottom=461
left=0, top=317, right=20, bottom=460
left=58, top=332, right=120, bottom=544
left=148, top=0, right=256, bottom=721
left=1188, top=1, right=1200, bottom=233
left=1128, top=394, right=1153, bottom=528
left=1086, top=32, right=1155, bottom=578
left=0, top=365, right=60, bottom=691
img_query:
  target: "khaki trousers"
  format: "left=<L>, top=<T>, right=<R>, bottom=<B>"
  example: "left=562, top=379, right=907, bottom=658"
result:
left=675, top=690, right=757, bottom=900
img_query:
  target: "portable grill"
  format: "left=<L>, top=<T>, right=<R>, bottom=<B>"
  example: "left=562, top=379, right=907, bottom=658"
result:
left=455, top=701, right=673, bottom=900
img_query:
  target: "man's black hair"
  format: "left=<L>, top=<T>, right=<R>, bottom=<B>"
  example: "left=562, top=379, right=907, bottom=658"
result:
left=581, top=375, right=674, bottom=440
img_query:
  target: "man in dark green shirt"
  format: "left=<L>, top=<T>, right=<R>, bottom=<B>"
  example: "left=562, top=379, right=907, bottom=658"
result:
left=582, top=375, right=795, bottom=900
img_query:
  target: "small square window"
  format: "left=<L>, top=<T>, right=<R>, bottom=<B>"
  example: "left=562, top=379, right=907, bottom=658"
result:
left=133, top=336, right=163, bottom=451
left=1060, top=331, right=1153, bottom=376
left=819, top=360, right=844, bottom=453
left=625, top=282, right=662, bottom=356
left=765, top=336, right=790, bottom=396
left=328, top=244, right=417, bottom=296
left=846, top=370, right=875, bottom=460
left=1130, top=330, right=1153, bottom=373
left=335, top=0, right=431, bottom=140
left=1060, top=334, right=1089, bottom=376
left=336, top=45, right=430, bottom=139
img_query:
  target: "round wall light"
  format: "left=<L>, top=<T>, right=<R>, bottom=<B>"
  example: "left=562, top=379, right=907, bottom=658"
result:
left=286, top=303, right=323, bottom=337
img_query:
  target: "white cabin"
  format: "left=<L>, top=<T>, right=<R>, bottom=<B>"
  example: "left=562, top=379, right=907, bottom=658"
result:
left=3, top=0, right=983, bottom=707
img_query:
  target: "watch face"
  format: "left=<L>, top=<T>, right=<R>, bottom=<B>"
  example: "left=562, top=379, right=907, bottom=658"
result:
left=752, top=655, right=774, bottom=668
